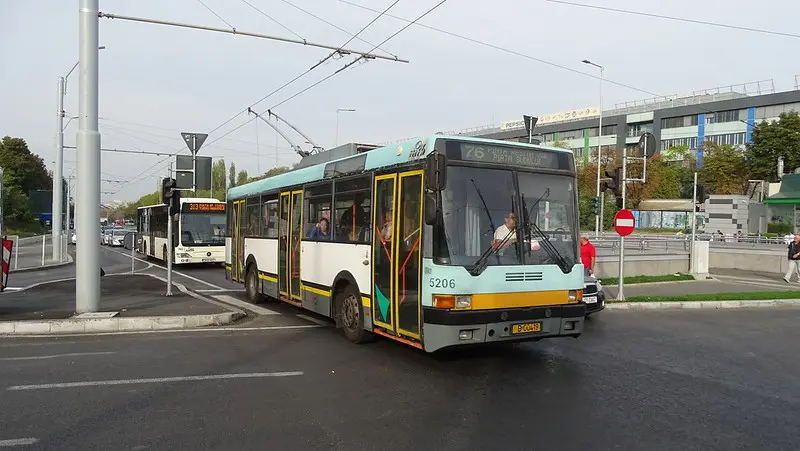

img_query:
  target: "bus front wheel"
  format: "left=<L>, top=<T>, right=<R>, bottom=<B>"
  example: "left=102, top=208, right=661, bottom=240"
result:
left=336, top=284, right=372, bottom=344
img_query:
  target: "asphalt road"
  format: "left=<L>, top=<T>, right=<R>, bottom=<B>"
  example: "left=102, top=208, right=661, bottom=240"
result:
left=1, top=308, right=798, bottom=450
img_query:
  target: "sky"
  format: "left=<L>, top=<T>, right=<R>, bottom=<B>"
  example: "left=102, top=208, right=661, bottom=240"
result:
left=2, top=0, right=800, bottom=203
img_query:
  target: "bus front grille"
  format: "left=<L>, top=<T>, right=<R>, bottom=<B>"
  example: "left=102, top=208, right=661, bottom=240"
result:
left=505, top=272, right=543, bottom=282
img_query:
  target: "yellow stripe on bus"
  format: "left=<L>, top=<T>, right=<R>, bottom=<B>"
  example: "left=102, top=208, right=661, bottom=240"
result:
left=361, top=296, right=371, bottom=308
left=470, top=290, right=573, bottom=310
left=258, top=273, right=278, bottom=283
left=301, top=284, right=331, bottom=297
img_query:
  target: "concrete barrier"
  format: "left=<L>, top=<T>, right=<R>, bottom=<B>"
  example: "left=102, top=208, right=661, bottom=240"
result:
left=596, top=252, right=689, bottom=278
left=709, top=247, right=788, bottom=273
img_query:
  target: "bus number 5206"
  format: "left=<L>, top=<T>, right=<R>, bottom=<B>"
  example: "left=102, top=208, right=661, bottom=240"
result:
left=429, top=278, right=456, bottom=289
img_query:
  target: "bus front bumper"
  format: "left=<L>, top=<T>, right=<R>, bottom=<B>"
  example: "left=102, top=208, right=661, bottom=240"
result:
left=421, top=304, right=586, bottom=352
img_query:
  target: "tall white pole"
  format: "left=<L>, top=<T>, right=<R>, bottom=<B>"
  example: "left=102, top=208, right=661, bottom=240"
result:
left=335, top=111, right=340, bottom=147
left=594, top=66, right=604, bottom=238
left=690, top=171, right=698, bottom=273
left=616, top=147, right=627, bottom=301
left=53, top=77, right=65, bottom=262
left=76, top=0, right=101, bottom=313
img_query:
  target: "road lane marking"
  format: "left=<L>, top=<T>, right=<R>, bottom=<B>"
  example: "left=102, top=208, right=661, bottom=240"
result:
left=197, top=288, right=246, bottom=293
left=0, top=438, right=39, bottom=447
left=0, top=324, right=323, bottom=339
left=212, top=294, right=281, bottom=315
left=296, top=314, right=330, bottom=326
left=0, top=352, right=115, bottom=361
left=7, top=371, right=304, bottom=391
left=105, top=247, right=223, bottom=290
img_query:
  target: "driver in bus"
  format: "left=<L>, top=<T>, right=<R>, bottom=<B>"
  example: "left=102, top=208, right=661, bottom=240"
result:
left=492, top=212, right=518, bottom=250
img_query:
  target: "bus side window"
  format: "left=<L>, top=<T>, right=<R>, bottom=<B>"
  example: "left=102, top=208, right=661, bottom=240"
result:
left=304, top=182, right=333, bottom=240
left=246, top=197, right=261, bottom=237
left=262, top=199, right=279, bottom=238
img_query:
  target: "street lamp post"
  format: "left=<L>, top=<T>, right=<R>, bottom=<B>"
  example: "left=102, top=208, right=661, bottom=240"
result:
left=582, top=59, right=604, bottom=238
left=336, top=108, right=356, bottom=146
left=53, top=46, right=105, bottom=262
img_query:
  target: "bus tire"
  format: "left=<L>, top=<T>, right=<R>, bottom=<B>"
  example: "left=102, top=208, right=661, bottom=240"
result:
left=245, top=264, right=264, bottom=303
left=336, top=283, right=372, bottom=344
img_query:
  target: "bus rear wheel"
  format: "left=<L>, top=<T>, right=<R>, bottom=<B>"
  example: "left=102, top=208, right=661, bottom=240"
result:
left=337, top=284, right=372, bottom=344
left=245, top=265, right=264, bottom=303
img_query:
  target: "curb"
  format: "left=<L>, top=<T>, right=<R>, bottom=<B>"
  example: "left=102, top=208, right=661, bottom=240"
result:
left=0, top=311, right=245, bottom=335
left=607, top=299, right=800, bottom=310
left=10, top=253, right=74, bottom=274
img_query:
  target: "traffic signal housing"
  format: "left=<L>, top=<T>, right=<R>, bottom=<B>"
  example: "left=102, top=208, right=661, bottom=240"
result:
left=590, top=196, right=601, bottom=215
left=161, top=177, right=176, bottom=204
left=161, top=177, right=181, bottom=216
left=696, top=184, right=708, bottom=204
left=602, top=168, right=623, bottom=197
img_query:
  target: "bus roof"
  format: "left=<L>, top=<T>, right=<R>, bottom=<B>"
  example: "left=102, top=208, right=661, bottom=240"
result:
left=137, top=197, right=224, bottom=210
left=227, top=135, right=573, bottom=201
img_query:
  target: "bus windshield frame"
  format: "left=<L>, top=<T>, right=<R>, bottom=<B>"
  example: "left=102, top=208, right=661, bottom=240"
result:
left=431, top=158, right=579, bottom=270
left=180, top=203, right=226, bottom=247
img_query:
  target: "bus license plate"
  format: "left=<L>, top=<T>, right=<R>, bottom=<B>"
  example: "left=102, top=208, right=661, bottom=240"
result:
left=201, top=258, right=217, bottom=262
left=584, top=295, right=597, bottom=304
left=511, top=322, right=542, bottom=334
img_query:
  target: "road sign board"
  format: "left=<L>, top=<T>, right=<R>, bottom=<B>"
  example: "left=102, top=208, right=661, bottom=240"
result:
left=180, top=132, right=208, bottom=155
left=614, top=209, right=635, bottom=236
left=638, top=132, right=656, bottom=157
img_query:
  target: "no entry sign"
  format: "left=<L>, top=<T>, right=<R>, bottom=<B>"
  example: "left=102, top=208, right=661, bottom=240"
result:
left=614, top=209, right=635, bottom=236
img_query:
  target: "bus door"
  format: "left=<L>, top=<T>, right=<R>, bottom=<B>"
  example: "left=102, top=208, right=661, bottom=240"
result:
left=231, top=200, right=245, bottom=282
left=372, top=170, right=423, bottom=340
left=278, top=190, right=303, bottom=301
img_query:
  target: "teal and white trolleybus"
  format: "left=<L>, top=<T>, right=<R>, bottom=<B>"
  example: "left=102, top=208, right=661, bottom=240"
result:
left=137, top=197, right=227, bottom=264
left=225, top=136, right=586, bottom=352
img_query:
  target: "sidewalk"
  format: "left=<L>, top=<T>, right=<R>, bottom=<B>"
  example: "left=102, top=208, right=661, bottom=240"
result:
left=0, top=273, right=244, bottom=334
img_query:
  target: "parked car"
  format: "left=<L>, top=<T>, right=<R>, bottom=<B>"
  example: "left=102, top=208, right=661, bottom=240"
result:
left=71, top=232, right=77, bottom=245
left=583, top=275, right=605, bottom=316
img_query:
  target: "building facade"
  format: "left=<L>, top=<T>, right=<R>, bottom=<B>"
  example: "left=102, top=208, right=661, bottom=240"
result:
left=461, top=79, right=800, bottom=167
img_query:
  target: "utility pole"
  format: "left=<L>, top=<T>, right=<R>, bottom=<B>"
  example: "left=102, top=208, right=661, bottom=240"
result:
left=53, top=77, right=65, bottom=263
left=76, top=0, right=101, bottom=313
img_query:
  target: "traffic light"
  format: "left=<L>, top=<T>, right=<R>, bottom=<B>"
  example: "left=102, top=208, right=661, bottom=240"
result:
left=590, top=196, right=601, bottom=215
left=161, top=177, right=176, bottom=204
left=161, top=178, right=181, bottom=216
left=696, top=184, right=709, bottom=204
left=603, top=168, right=623, bottom=197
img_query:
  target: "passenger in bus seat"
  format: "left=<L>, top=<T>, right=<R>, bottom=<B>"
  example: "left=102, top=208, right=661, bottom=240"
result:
left=307, top=218, right=330, bottom=240
left=380, top=210, right=393, bottom=241
left=338, top=193, right=370, bottom=241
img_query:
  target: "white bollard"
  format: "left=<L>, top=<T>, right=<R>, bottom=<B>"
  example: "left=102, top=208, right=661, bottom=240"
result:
left=41, top=234, right=46, bottom=265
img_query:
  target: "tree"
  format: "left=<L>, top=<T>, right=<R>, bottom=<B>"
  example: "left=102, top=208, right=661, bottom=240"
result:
left=249, top=166, right=291, bottom=182
left=0, top=136, right=52, bottom=194
left=212, top=159, right=226, bottom=196
left=662, top=144, right=692, bottom=161
left=746, top=111, right=800, bottom=182
left=236, top=169, right=249, bottom=186
left=700, top=142, right=749, bottom=195
left=228, top=162, right=237, bottom=188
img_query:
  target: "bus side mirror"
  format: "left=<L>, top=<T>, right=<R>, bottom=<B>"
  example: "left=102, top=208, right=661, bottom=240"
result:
left=424, top=152, right=447, bottom=191
left=424, top=192, right=438, bottom=225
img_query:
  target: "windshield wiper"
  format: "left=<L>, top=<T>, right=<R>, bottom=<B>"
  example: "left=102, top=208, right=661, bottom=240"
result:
left=470, top=179, right=502, bottom=267
left=521, top=190, right=571, bottom=274
left=470, top=226, right=516, bottom=276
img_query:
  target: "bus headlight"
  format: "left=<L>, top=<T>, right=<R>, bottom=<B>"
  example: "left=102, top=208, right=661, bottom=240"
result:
left=455, top=295, right=472, bottom=309
left=177, top=253, right=191, bottom=259
left=568, top=290, right=582, bottom=303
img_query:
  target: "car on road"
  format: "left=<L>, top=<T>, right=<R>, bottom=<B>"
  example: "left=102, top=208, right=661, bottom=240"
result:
left=583, top=275, right=605, bottom=316
left=107, top=229, right=129, bottom=247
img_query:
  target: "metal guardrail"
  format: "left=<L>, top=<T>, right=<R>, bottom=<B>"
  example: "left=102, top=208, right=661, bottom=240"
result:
left=590, top=232, right=791, bottom=255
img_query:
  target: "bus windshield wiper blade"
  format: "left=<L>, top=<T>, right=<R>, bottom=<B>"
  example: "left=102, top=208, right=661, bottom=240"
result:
left=529, top=222, right=571, bottom=274
left=470, top=227, right=515, bottom=276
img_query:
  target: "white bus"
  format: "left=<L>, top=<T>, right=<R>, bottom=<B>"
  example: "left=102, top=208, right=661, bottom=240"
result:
left=137, top=197, right=227, bottom=264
